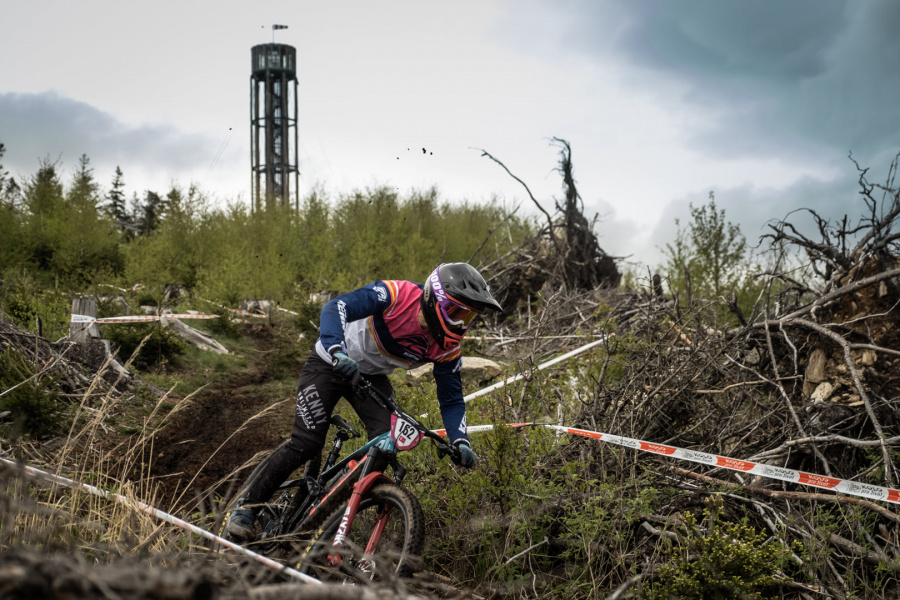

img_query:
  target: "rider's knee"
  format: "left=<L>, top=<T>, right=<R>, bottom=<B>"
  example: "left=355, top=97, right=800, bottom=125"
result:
left=286, top=430, right=325, bottom=457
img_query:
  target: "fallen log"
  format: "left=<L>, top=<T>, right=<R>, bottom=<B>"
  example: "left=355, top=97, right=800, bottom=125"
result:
left=135, top=306, right=230, bottom=355
left=161, top=314, right=230, bottom=355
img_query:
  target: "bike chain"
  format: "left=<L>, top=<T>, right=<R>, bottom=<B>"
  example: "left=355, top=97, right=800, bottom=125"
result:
left=293, top=466, right=361, bottom=541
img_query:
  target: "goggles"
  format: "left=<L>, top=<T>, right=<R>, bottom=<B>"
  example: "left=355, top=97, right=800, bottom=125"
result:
left=438, top=297, right=482, bottom=332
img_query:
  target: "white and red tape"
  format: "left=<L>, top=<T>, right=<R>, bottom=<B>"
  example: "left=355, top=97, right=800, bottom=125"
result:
left=70, top=313, right=220, bottom=324
left=435, top=422, right=900, bottom=506
left=0, top=457, right=321, bottom=584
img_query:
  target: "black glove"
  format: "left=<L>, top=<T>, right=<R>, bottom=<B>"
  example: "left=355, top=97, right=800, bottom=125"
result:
left=452, top=440, right=477, bottom=468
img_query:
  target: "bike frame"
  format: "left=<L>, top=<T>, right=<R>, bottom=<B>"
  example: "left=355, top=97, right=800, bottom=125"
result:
left=251, top=377, right=458, bottom=574
left=307, top=381, right=456, bottom=569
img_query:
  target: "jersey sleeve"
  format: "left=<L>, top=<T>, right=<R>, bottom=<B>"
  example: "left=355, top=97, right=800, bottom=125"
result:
left=433, top=357, right=469, bottom=444
left=318, top=281, right=394, bottom=353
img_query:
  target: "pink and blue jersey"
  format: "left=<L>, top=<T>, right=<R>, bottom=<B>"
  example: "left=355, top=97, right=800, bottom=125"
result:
left=315, top=280, right=468, bottom=442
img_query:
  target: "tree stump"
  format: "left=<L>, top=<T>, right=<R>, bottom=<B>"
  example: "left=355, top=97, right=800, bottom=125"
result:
left=69, top=296, right=101, bottom=344
left=68, top=295, right=131, bottom=381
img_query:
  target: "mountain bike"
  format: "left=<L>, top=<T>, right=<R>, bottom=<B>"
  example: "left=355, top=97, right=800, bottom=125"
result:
left=220, top=376, right=462, bottom=582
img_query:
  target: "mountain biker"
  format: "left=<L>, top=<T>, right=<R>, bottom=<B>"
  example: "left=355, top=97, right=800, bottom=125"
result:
left=226, top=262, right=502, bottom=540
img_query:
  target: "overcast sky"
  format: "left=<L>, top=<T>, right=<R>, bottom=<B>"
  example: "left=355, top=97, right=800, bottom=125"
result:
left=2, top=1, right=898, bottom=268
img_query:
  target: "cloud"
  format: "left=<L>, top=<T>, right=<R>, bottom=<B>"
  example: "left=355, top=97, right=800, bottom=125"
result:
left=535, top=0, right=900, bottom=161
left=0, top=91, right=242, bottom=197
left=606, top=1, right=847, bottom=83
left=633, top=152, right=900, bottom=270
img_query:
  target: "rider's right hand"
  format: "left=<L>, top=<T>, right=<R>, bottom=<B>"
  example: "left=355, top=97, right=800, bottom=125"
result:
left=452, top=440, right=477, bottom=468
left=331, top=351, right=360, bottom=380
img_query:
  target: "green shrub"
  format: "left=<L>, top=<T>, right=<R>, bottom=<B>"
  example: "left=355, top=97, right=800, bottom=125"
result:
left=0, top=348, right=68, bottom=439
left=103, top=323, right=186, bottom=370
left=290, top=298, right=325, bottom=338
left=134, top=289, right=162, bottom=308
left=644, top=495, right=796, bottom=600
left=659, top=194, right=764, bottom=323
left=202, top=308, right=241, bottom=339
left=0, top=269, right=71, bottom=340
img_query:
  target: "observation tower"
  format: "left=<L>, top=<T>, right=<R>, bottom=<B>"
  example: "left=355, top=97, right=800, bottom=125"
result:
left=250, top=42, right=299, bottom=210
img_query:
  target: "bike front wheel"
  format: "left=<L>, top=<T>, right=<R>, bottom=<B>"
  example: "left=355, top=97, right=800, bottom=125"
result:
left=297, top=482, right=425, bottom=582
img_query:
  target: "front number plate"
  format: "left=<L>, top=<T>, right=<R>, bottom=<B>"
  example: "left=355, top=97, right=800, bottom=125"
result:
left=391, top=413, right=423, bottom=450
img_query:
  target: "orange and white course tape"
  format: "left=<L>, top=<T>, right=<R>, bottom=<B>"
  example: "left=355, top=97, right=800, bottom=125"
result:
left=71, top=314, right=220, bottom=324
left=435, top=422, right=900, bottom=506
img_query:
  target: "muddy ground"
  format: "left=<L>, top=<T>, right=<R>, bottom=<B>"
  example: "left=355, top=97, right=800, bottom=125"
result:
left=148, top=323, right=301, bottom=511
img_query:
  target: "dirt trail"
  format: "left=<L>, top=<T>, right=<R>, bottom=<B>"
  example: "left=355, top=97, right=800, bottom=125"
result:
left=149, top=324, right=299, bottom=510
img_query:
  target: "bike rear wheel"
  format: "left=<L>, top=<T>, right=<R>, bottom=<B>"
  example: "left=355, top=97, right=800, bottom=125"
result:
left=297, top=482, right=425, bottom=582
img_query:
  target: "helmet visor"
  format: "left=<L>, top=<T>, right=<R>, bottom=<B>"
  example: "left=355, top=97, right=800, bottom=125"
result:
left=439, top=298, right=481, bottom=332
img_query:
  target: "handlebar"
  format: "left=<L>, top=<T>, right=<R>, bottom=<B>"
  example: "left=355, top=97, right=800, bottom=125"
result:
left=352, top=376, right=462, bottom=463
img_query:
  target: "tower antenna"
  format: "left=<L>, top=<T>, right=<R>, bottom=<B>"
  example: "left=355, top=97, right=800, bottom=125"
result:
left=272, top=23, right=288, bottom=43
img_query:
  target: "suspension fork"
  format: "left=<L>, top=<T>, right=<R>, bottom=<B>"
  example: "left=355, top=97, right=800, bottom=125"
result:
left=326, top=446, right=398, bottom=566
left=363, top=504, right=394, bottom=556
left=360, top=456, right=403, bottom=555
left=327, top=470, right=390, bottom=566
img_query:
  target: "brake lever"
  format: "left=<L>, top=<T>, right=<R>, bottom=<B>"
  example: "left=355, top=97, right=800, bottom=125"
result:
left=435, top=442, right=461, bottom=463
left=436, top=444, right=449, bottom=460
left=343, top=370, right=367, bottom=398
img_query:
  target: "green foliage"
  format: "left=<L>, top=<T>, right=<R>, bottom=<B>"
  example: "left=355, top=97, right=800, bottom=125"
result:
left=136, top=191, right=164, bottom=234
left=56, top=155, right=123, bottom=281
left=0, top=348, right=68, bottom=439
left=123, top=184, right=210, bottom=290
left=17, top=156, right=122, bottom=284
left=663, top=195, right=750, bottom=298
left=123, top=184, right=529, bottom=303
left=193, top=202, right=304, bottom=304
left=0, top=142, right=8, bottom=191
left=0, top=269, right=71, bottom=340
left=201, top=308, right=242, bottom=339
left=0, top=199, right=26, bottom=273
left=644, top=496, right=794, bottom=600
left=0, top=148, right=532, bottom=304
left=0, top=144, right=26, bottom=272
left=21, top=158, right=65, bottom=272
left=103, top=324, right=186, bottom=370
left=105, top=166, right=128, bottom=224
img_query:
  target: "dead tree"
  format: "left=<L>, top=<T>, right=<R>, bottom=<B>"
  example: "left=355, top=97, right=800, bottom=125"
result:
left=548, top=153, right=900, bottom=597
left=476, top=139, right=620, bottom=318
left=552, top=137, right=620, bottom=290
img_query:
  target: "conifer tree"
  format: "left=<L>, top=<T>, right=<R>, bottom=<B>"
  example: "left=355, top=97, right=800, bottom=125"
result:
left=106, top=165, right=129, bottom=228
left=0, top=143, right=20, bottom=204
left=0, top=142, right=25, bottom=270
left=58, top=155, right=119, bottom=279
left=139, top=191, right=164, bottom=234
left=22, top=158, right=65, bottom=270
left=0, top=142, right=7, bottom=196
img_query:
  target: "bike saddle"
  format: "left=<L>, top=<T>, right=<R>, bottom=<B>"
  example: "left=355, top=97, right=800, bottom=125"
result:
left=330, top=414, right=361, bottom=438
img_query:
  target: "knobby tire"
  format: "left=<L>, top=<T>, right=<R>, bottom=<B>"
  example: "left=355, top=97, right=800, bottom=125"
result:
left=296, top=482, right=425, bottom=582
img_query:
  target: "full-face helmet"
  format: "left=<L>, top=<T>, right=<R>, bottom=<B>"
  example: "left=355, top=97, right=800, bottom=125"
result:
left=421, top=263, right=502, bottom=349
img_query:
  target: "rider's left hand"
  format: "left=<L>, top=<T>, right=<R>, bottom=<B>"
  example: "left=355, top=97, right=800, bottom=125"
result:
left=452, top=440, right=477, bottom=468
